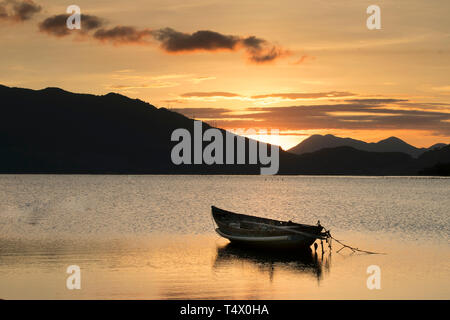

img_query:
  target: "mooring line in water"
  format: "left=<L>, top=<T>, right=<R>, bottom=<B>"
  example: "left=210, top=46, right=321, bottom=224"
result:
left=322, top=228, right=386, bottom=255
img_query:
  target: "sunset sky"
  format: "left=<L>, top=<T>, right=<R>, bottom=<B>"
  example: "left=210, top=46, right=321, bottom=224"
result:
left=1, top=0, right=449, bottom=149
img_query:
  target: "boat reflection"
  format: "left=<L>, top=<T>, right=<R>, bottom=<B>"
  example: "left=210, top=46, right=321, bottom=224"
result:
left=213, top=243, right=331, bottom=283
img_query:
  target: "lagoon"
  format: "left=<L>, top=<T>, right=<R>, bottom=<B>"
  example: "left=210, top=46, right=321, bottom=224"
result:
left=0, top=175, right=449, bottom=299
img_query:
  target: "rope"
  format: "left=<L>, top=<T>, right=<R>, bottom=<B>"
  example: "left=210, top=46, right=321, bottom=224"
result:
left=322, top=227, right=386, bottom=255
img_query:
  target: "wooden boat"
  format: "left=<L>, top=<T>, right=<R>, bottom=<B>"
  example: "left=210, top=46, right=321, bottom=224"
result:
left=211, top=206, right=328, bottom=249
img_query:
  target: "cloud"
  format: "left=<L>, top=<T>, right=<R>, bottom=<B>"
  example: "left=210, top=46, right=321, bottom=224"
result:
left=108, top=73, right=214, bottom=91
left=176, top=91, right=356, bottom=102
left=395, top=101, right=450, bottom=111
left=241, top=35, right=289, bottom=63
left=251, top=91, right=356, bottom=100
left=181, top=92, right=242, bottom=98
left=171, top=100, right=450, bottom=136
left=344, top=99, right=408, bottom=104
left=246, top=45, right=288, bottom=64
left=152, top=28, right=239, bottom=52
left=115, top=69, right=135, bottom=73
left=190, top=76, right=216, bottom=84
left=162, top=99, right=186, bottom=104
left=151, top=27, right=288, bottom=63
left=93, top=26, right=153, bottom=45
left=37, top=11, right=289, bottom=63
left=39, top=14, right=104, bottom=37
left=292, top=55, right=314, bottom=65
left=110, top=82, right=179, bottom=89
left=172, top=108, right=231, bottom=118
left=0, top=0, right=41, bottom=22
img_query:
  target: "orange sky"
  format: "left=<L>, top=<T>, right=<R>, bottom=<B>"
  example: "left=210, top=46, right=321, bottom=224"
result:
left=1, top=0, right=449, bottom=149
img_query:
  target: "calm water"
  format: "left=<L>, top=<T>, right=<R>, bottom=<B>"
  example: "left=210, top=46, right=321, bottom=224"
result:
left=0, top=175, right=449, bottom=299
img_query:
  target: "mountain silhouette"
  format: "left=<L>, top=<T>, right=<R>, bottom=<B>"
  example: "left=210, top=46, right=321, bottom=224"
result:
left=279, top=146, right=415, bottom=175
left=0, top=84, right=448, bottom=175
left=288, top=134, right=446, bottom=158
left=0, top=84, right=273, bottom=174
left=428, top=143, right=448, bottom=150
left=419, top=162, right=450, bottom=176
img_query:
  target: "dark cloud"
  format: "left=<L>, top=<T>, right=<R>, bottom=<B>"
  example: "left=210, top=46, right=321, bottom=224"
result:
left=241, top=36, right=265, bottom=49
left=394, top=101, right=450, bottom=110
left=0, top=5, right=6, bottom=19
left=12, top=0, right=39, bottom=20
left=181, top=92, right=242, bottom=98
left=39, top=13, right=150, bottom=45
left=162, top=99, right=185, bottom=104
left=0, top=0, right=41, bottom=22
left=93, top=26, right=152, bottom=44
left=151, top=27, right=288, bottom=63
left=241, top=36, right=288, bottom=63
left=252, top=92, right=356, bottom=100
left=344, top=99, right=408, bottom=104
left=171, top=100, right=450, bottom=136
left=37, top=11, right=288, bottom=63
left=39, top=14, right=104, bottom=37
left=172, top=108, right=231, bottom=118
left=152, top=28, right=239, bottom=52
left=178, top=91, right=356, bottom=100
left=247, top=45, right=288, bottom=63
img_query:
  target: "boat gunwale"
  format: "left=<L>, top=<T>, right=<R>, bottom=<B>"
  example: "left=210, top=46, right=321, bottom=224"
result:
left=211, top=206, right=322, bottom=232
left=215, top=228, right=295, bottom=242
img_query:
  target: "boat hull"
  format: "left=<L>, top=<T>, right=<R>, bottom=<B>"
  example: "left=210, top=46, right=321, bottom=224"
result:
left=212, top=206, right=324, bottom=249
left=215, top=228, right=316, bottom=249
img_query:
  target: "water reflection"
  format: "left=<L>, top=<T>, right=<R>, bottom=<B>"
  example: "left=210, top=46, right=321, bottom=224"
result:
left=1, top=235, right=448, bottom=299
left=213, top=243, right=331, bottom=283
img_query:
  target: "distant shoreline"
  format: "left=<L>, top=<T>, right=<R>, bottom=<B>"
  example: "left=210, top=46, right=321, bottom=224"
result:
left=0, top=172, right=449, bottom=177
